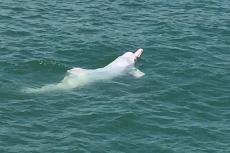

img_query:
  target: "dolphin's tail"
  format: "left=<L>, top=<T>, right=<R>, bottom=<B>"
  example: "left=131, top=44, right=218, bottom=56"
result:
left=23, top=75, right=89, bottom=94
left=23, top=83, right=68, bottom=93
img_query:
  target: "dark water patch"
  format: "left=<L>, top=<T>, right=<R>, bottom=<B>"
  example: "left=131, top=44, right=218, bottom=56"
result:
left=1, top=29, right=31, bottom=37
left=22, top=14, right=46, bottom=20
left=0, top=15, right=13, bottom=20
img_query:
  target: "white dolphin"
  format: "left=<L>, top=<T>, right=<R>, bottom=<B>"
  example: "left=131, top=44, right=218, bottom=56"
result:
left=25, top=48, right=145, bottom=93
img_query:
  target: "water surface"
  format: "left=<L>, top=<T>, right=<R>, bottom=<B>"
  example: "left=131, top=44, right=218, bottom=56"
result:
left=0, top=0, right=230, bottom=152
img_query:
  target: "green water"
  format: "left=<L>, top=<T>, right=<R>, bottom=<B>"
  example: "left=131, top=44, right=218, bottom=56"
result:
left=1, top=0, right=230, bottom=152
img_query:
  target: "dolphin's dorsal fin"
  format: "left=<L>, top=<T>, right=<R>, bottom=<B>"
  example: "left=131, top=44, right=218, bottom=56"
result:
left=67, top=68, right=86, bottom=75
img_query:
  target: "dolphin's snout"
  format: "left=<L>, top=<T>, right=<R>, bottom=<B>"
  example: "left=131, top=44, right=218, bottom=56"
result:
left=134, top=48, right=143, bottom=58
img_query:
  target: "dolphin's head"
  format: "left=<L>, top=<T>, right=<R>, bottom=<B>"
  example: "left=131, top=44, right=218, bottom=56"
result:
left=122, top=48, right=143, bottom=64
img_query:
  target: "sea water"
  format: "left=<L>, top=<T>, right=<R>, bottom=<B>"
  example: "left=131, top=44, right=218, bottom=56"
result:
left=0, top=0, right=230, bottom=152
